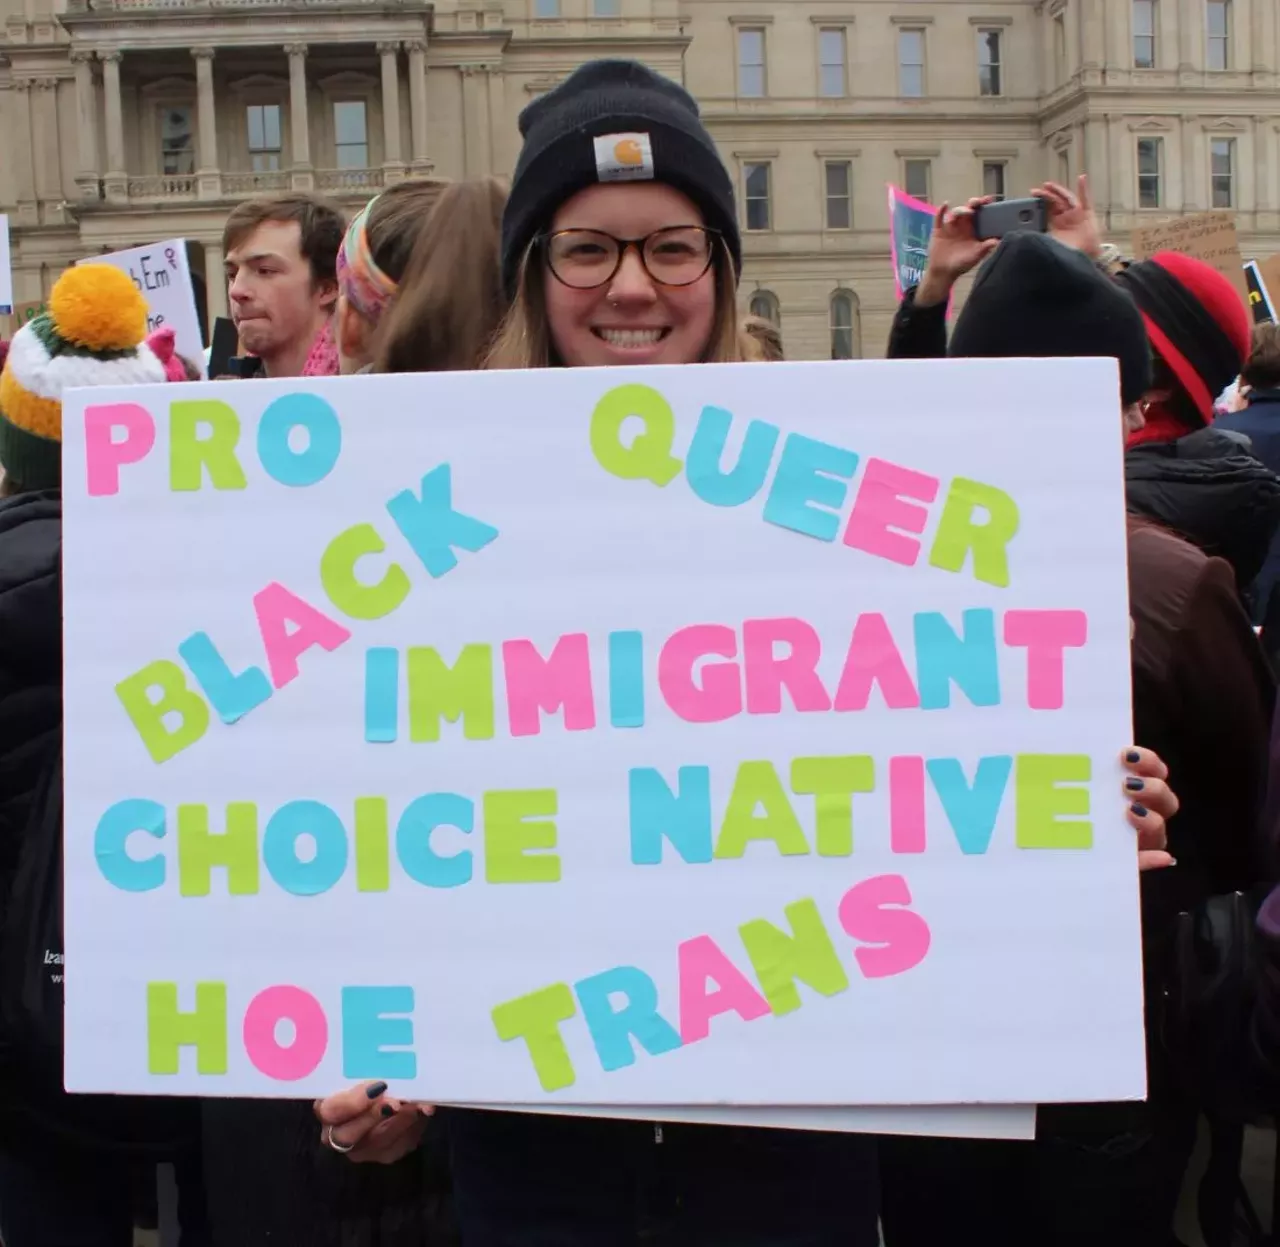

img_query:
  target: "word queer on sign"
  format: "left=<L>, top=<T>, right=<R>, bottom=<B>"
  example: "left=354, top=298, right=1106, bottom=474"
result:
left=61, top=358, right=1145, bottom=1114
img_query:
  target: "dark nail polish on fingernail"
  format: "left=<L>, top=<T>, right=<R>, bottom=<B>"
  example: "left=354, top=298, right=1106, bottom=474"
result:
left=381, top=1104, right=395, bottom=1119
left=1125, top=777, right=1144, bottom=791
left=366, top=1082, right=388, bottom=1099
left=1131, top=803, right=1149, bottom=818
left=1126, top=750, right=1141, bottom=763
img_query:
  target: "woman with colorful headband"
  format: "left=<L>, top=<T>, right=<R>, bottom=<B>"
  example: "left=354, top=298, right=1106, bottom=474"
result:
left=336, top=177, right=508, bottom=376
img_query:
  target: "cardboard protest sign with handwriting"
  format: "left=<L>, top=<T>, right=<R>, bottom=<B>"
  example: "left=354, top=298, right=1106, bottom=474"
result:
left=80, top=240, right=204, bottom=373
left=1132, top=210, right=1249, bottom=304
left=61, top=361, right=1145, bottom=1113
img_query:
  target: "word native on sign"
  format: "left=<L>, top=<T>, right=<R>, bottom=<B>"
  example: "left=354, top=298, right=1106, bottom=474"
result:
left=62, top=359, right=1146, bottom=1116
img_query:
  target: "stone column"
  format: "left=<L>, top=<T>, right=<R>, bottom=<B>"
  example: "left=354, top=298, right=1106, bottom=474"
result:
left=1177, top=0, right=1198, bottom=75
left=101, top=50, right=127, bottom=202
left=1084, top=115, right=1110, bottom=215
left=460, top=64, right=489, bottom=176
left=9, top=83, right=36, bottom=226
left=406, top=39, right=430, bottom=174
left=378, top=41, right=404, bottom=181
left=31, top=79, right=60, bottom=210
left=485, top=64, right=506, bottom=171
left=192, top=48, right=221, bottom=200
left=1181, top=116, right=1201, bottom=210
left=204, top=240, right=228, bottom=323
left=71, top=50, right=100, bottom=198
left=286, top=44, right=313, bottom=190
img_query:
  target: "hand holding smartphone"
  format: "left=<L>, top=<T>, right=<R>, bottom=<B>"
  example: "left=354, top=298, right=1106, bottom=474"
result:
left=972, top=197, right=1049, bottom=241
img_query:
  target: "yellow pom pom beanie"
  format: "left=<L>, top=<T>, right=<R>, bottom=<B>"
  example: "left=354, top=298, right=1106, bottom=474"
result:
left=0, top=264, right=167, bottom=489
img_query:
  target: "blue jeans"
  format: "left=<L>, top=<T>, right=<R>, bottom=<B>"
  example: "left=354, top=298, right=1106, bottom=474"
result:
left=445, top=1109, right=879, bottom=1247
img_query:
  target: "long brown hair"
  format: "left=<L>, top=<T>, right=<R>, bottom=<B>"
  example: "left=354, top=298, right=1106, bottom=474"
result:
left=483, top=235, right=745, bottom=370
left=375, top=177, right=508, bottom=374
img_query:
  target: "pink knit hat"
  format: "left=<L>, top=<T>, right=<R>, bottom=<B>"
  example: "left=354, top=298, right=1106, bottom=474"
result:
left=145, top=326, right=188, bottom=383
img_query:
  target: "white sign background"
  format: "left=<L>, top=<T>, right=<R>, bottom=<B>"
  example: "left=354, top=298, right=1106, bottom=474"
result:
left=81, top=239, right=204, bottom=375
left=62, top=359, right=1144, bottom=1112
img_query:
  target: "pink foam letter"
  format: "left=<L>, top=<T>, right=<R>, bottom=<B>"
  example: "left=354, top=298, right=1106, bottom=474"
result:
left=743, top=617, right=832, bottom=715
left=253, top=582, right=353, bottom=689
left=834, top=614, right=921, bottom=711
left=658, top=625, right=742, bottom=724
left=677, top=934, right=771, bottom=1044
left=1003, top=610, right=1088, bottom=710
left=889, top=757, right=926, bottom=854
left=242, top=985, right=329, bottom=1081
left=843, top=459, right=940, bottom=566
left=838, top=874, right=932, bottom=979
left=501, top=633, right=596, bottom=737
left=84, top=403, right=156, bottom=497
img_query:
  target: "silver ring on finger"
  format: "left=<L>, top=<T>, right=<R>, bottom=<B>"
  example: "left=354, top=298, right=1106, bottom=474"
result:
left=324, top=1123, right=355, bottom=1154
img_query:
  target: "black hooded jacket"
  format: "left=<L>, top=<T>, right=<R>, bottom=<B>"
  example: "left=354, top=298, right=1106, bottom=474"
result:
left=0, top=491, right=199, bottom=1160
left=1125, top=427, right=1280, bottom=598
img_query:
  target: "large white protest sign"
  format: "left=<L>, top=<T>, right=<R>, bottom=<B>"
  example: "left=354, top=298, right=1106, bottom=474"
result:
left=80, top=240, right=204, bottom=374
left=62, top=359, right=1144, bottom=1115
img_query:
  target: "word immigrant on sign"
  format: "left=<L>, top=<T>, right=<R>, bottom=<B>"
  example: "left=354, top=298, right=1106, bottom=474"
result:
left=61, top=359, right=1146, bottom=1114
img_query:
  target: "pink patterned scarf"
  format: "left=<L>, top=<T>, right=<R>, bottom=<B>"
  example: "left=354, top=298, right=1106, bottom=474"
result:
left=302, top=319, right=340, bottom=377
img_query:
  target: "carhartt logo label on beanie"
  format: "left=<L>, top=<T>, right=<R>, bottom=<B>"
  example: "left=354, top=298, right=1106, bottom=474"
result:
left=594, top=132, right=654, bottom=182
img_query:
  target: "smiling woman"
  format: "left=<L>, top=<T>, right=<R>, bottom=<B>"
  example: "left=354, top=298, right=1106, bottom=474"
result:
left=315, top=57, right=884, bottom=1247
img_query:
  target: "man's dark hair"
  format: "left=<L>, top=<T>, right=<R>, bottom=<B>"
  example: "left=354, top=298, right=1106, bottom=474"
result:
left=222, top=193, right=345, bottom=288
left=1243, top=323, right=1280, bottom=391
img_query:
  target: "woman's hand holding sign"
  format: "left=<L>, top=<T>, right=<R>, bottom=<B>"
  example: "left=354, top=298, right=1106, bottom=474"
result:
left=314, top=1081, right=433, bottom=1164
left=1122, top=747, right=1177, bottom=872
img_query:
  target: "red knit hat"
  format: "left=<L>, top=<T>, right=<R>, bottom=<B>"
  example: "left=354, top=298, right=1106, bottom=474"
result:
left=1115, top=251, right=1251, bottom=424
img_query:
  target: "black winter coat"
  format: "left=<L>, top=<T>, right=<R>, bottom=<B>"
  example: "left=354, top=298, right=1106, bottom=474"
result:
left=0, top=491, right=200, bottom=1162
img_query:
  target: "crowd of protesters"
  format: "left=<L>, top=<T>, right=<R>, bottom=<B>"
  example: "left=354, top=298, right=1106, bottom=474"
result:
left=0, top=55, right=1278, bottom=1247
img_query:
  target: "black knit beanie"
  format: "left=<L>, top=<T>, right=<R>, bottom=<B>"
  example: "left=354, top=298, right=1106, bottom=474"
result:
left=948, top=232, right=1152, bottom=405
left=501, top=59, right=741, bottom=297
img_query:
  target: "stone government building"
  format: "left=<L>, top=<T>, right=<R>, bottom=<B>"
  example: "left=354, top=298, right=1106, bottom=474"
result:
left=0, top=0, right=1277, bottom=360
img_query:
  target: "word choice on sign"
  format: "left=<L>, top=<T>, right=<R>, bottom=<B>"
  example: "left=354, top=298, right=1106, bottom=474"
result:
left=95, top=752, right=1093, bottom=898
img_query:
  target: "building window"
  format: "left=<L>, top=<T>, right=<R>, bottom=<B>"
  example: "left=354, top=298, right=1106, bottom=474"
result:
left=898, top=28, right=925, bottom=97
left=819, top=28, right=848, bottom=97
left=830, top=290, right=859, bottom=360
left=825, top=161, right=853, bottom=229
left=982, top=161, right=1006, bottom=199
left=744, top=162, right=772, bottom=231
left=534, top=0, right=559, bottom=15
left=1133, top=0, right=1156, bottom=67
left=1137, top=137, right=1162, bottom=207
left=978, top=30, right=1003, bottom=95
left=1207, top=0, right=1229, bottom=68
left=750, top=290, right=780, bottom=325
left=1211, top=137, right=1235, bottom=206
left=1057, top=148, right=1070, bottom=184
left=1053, top=12, right=1067, bottom=82
left=160, top=105, right=195, bottom=176
left=247, top=103, right=282, bottom=172
left=592, top=0, right=620, bottom=14
left=904, top=158, right=931, bottom=201
left=333, top=101, right=368, bottom=169
left=738, top=28, right=767, bottom=98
